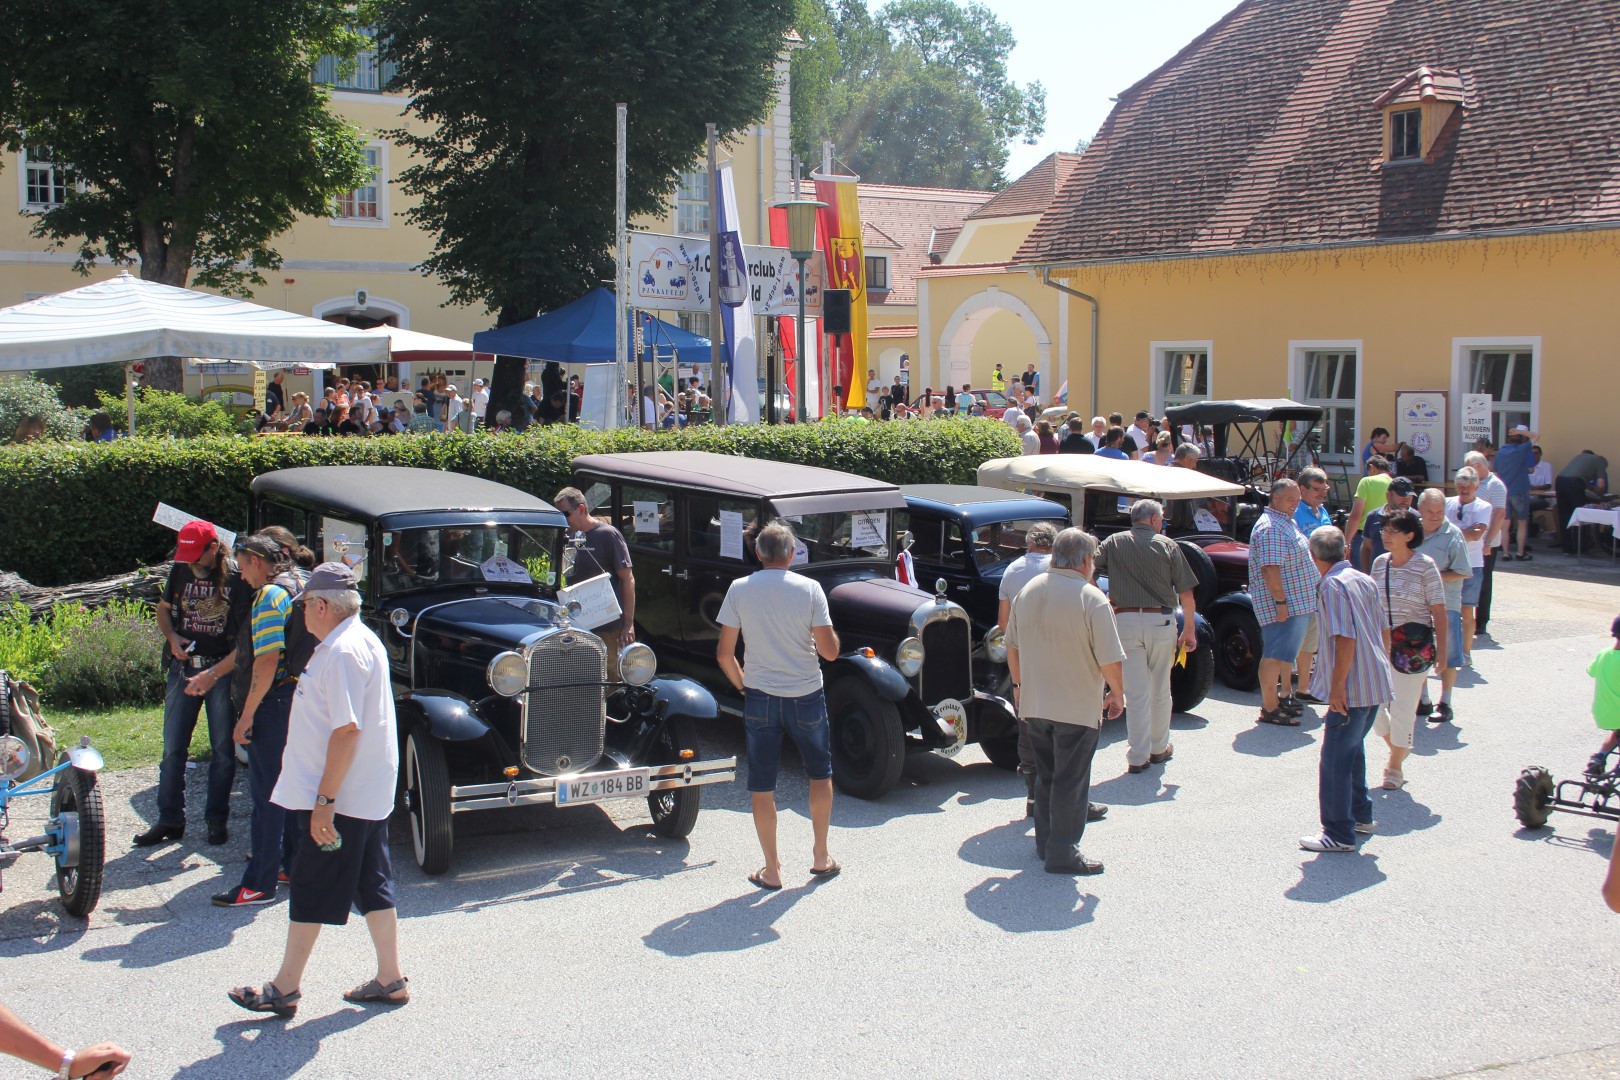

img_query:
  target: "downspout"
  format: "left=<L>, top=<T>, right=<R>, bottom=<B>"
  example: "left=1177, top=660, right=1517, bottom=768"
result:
left=1039, top=269, right=1099, bottom=417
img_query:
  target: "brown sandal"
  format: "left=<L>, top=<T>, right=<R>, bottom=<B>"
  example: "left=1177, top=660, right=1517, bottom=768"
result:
left=343, top=976, right=410, bottom=1006
left=1257, top=708, right=1301, bottom=727
left=228, top=981, right=300, bottom=1018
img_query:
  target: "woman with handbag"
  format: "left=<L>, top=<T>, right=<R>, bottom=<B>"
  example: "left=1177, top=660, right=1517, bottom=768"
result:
left=1370, top=507, right=1448, bottom=790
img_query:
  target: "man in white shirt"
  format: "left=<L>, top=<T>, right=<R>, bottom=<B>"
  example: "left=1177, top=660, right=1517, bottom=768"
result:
left=1002, top=402, right=1025, bottom=430
left=444, top=384, right=464, bottom=432
left=229, top=563, right=407, bottom=1018
left=1126, top=412, right=1155, bottom=458
left=1087, top=416, right=1108, bottom=448
left=1446, top=468, right=1493, bottom=667
left=1017, top=415, right=1039, bottom=455
left=1465, top=449, right=1507, bottom=639
left=470, top=379, right=490, bottom=425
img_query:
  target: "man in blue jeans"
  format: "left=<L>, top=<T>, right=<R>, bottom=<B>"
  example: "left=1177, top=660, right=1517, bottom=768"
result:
left=1300, top=526, right=1395, bottom=853
left=137, top=521, right=249, bottom=848
left=716, top=521, right=842, bottom=890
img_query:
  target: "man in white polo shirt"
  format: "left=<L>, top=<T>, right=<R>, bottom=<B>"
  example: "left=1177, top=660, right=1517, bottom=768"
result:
left=470, top=378, right=490, bottom=427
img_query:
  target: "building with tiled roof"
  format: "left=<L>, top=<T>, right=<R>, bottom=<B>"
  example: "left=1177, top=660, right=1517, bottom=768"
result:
left=908, top=0, right=1618, bottom=476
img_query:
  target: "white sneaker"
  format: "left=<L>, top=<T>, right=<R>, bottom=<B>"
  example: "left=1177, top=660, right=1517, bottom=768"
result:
left=1299, top=834, right=1357, bottom=852
left=1382, top=769, right=1406, bottom=790
left=1354, top=820, right=1377, bottom=835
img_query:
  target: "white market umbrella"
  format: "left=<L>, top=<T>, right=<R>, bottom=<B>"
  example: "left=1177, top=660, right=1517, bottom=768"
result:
left=363, top=325, right=475, bottom=354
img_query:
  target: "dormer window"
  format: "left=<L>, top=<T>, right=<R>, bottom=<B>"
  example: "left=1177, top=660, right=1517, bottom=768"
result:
left=1374, top=66, right=1468, bottom=164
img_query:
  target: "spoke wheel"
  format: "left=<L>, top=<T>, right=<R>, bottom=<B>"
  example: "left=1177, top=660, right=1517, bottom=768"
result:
left=405, top=729, right=453, bottom=875
left=52, top=764, right=104, bottom=917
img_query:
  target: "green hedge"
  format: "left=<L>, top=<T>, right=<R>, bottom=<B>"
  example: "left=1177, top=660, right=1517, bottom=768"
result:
left=0, top=419, right=1020, bottom=585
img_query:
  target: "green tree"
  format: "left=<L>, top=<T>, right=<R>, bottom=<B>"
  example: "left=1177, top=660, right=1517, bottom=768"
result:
left=374, top=0, right=797, bottom=420
left=0, top=2, right=377, bottom=389
left=792, top=0, right=1044, bottom=189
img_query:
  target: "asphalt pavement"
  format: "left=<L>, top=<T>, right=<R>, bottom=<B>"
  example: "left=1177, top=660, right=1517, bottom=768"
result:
left=4, top=557, right=1620, bottom=1079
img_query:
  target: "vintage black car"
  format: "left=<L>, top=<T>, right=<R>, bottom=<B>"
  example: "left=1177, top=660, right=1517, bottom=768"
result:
left=898, top=485, right=1217, bottom=753
left=248, top=467, right=734, bottom=875
left=569, top=451, right=1014, bottom=799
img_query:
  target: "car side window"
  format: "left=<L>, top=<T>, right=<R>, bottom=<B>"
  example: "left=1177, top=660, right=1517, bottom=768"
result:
left=259, top=501, right=307, bottom=545
left=612, top=484, right=675, bottom=552
left=314, top=515, right=370, bottom=592
left=906, top=515, right=958, bottom=567
left=687, top=495, right=757, bottom=561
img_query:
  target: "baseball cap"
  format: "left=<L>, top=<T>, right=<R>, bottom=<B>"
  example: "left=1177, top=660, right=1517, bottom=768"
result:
left=1512, top=424, right=1530, bottom=433
left=1389, top=477, right=1416, bottom=496
left=473, top=378, right=485, bottom=387
left=175, top=521, right=217, bottom=563
left=446, top=384, right=458, bottom=393
left=301, top=561, right=358, bottom=596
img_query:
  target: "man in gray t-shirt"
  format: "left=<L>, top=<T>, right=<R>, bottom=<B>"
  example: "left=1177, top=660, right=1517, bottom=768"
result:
left=717, top=522, right=842, bottom=891
left=995, top=520, right=1056, bottom=815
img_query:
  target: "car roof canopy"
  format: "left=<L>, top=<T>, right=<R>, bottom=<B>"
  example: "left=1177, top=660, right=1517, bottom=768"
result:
left=976, top=456, right=1245, bottom=500
left=1164, top=398, right=1323, bottom=426
left=252, top=466, right=560, bottom=522
left=573, top=451, right=906, bottom=515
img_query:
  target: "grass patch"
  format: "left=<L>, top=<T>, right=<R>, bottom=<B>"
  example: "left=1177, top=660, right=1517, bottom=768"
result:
left=49, top=703, right=213, bottom=772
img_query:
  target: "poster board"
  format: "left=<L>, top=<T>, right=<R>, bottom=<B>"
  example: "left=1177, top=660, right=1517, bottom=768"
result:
left=1395, top=391, right=1448, bottom=480
left=580, top=363, right=617, bottom=430
left=1461, top=393, right=1493, bottom=456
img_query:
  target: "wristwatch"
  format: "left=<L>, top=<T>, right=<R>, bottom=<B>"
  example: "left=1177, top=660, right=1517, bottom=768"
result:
left=315, top=794, right=336, bottom=807
left=58, top=1049, right=73, bottom=1079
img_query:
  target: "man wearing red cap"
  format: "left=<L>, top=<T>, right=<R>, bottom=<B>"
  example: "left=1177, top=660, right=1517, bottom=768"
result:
left=135, top=520, right=249, bottom=848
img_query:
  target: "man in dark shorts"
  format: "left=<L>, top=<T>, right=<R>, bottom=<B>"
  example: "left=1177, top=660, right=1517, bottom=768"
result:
left=716, top=522, right=842, bottom=890
left=554, top=486, right=637, bottom=679
left=229, top=563, right=407, bottom=1018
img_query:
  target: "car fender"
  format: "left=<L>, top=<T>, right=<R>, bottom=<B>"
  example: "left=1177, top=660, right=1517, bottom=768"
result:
left=650, top=676, right=719, bottom=721
left=968, top=691, right=1019, bottom=741
left=396, top=689, right=491, bottom=742
left=1207, top=590, right=1255, bottom=618
left=826, top=652, right=911, bottom=702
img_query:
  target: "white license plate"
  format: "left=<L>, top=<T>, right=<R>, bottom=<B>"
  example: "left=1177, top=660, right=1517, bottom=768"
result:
left=555, top=769, right=650, bottom=806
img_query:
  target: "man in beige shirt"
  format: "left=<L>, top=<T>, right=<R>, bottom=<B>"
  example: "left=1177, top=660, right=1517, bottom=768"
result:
left=1006, top=528, right=1127, bottom=875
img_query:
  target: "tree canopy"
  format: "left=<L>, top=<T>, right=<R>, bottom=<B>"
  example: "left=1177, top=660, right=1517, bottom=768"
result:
left=791, top=0, right=1046, bottom=190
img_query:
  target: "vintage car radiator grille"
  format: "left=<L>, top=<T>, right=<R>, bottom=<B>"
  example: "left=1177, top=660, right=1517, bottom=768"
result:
left=920, top=617, right=972, bottom=704
left=521, top=632, right=607, bottom=776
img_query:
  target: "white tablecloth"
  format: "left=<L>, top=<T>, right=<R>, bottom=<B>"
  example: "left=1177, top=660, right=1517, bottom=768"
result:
left=1568, top=506, right=1620, bottom=530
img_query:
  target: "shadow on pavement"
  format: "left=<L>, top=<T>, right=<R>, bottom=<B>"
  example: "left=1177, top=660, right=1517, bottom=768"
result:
left=1367, top=789, right=1442, bottom=836
left=78, top=874, right=249, bottom=969
left=172, top=1007, right=376, bottom=1079
left=964, top=875, right=1099, bottom=932
left=1409, top=721, right=1468, bottom=756
left=1513, top=824, right=1615, bottom=858
left=1089, top=773, right=1179, bottom=806
left=642, top=884, right=813, bottom=956
left=1231, top=721, right=1315, bottom=758
left=1284, top=852, right=1386, bottom=903
left=957, top=817, right=1036, bottom=871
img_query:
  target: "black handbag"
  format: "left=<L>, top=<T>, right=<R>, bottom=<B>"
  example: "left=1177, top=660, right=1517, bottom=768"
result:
left=1384, top=562, right=1437, bottom=674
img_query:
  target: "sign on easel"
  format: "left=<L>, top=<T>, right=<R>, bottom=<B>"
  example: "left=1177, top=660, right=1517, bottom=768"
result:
left=1395, top=391, right=1448, bottom=479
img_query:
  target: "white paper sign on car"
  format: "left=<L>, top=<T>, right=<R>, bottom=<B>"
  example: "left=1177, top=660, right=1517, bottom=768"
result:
left=480, top=555, right=533, bottom=584
left=719, top=510, right=745, bottom=559
left=850, top=510, right=887, bottom=549
left=557, top=572, right=622, bottom=630
left=632, top=501, right=660, bottom=534
left=791, top=539, right=809, bottom=566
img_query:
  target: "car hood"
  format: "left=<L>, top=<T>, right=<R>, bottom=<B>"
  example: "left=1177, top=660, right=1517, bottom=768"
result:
left=822, top=574, right=935, bottom=631
left=398, top=593, right=565, bottom=650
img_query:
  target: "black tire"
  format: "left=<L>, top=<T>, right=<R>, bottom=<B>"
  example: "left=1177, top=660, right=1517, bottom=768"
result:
left=1214, top=607, right=1263, bottom=692
left=978, top=734, right=1021, bottom=771
left=1171, top=640, right=1216, bottom=713
left=52, top=764, right=104, bottom=918
left=826, top=676, right=906, bottom=800
left=1176, top=540, right=1221, bottom=612
left=1514, top=766, right=1555, bottom=829
left=404, top=728, right=453, bottom=875
left=646, top=715, right=702, bottom=839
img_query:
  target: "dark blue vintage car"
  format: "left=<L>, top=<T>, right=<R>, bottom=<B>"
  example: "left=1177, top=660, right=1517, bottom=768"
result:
left=249, top=467, right=733, bottom=875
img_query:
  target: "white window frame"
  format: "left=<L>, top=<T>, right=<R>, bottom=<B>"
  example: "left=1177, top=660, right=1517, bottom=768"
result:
left=1288, top=339, right=1363, bottom=463
left=677, top=310, right=711, bottom=339
left=1148, top=340, right=1213, bottom=415
left=331, top=142, right=388, bottom=228
left=1451, top=335, right=1540, bottom=466
left=675, top=169, right=710, bottom=236
left=865, top=254, right=890, bottom=292
left=17, top=146, right=83, bottom=211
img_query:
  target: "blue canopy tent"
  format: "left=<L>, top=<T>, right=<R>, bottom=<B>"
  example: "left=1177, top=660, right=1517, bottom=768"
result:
left=471, top=287, right=710, bottom=363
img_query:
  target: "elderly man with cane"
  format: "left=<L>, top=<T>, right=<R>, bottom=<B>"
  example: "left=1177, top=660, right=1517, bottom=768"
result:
left=1006, top=528, right=1127, bottom=875
left=229, top=563, right=407, bottom=1017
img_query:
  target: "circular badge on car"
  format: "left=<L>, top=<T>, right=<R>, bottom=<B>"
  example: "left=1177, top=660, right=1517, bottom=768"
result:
left=934, top=697, right=969, bottom=758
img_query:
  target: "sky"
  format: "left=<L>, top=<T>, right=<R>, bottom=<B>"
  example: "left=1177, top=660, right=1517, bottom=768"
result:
left=979, top=0, right=1239, bottom=180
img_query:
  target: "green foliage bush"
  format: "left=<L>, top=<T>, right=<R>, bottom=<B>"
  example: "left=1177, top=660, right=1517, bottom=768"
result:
left=0, top=601, right=95, bottom=684
left=44, top=599, right=167, bottom=708
left=95, top=388, right=245, bottom=438
left=0, top=375, right=82, bottom=442
left=48, top=362, right=128, bottom=408
left=0, top=418, right=1021, bottom=585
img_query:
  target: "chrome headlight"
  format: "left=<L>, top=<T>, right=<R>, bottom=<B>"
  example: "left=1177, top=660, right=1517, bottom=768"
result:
left=895, top=636, right=924, bottom=677
left=487, top=651, right=528, bottom=697
left=619, top=641, right=657, bottom=686
left=0, top=734, right=29, bottom=780
left=984, top=626, right=1008, bottom=664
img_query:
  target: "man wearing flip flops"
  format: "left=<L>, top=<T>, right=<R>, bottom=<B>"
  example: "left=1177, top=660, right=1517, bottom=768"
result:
left=229, top=563, right=408, bottom=1018
left=716, top=522, right=843, bottom=891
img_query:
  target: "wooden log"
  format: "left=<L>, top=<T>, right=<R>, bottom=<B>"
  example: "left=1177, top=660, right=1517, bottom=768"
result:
left=0, top=563, right=171, bottom=618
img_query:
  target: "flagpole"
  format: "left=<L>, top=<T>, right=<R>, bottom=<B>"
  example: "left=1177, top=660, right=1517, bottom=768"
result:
left=614, top=103, right=628, bottom=430
left=707, top=124, right=726, bottom=427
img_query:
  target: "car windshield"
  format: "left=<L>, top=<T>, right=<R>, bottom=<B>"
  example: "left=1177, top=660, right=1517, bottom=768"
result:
left=786, top=509, right=892, bottom=563
left=967, top=518, right=1066, bottom=569
left=380, top=523, right=563, bottom=595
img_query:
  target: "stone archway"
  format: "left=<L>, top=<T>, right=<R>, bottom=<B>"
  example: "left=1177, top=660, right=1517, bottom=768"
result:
left=935, top=287, right=1051, bottom=396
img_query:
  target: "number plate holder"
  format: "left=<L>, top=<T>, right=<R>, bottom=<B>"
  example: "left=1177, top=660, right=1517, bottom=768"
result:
left=555, top=768, right=651, bottom=806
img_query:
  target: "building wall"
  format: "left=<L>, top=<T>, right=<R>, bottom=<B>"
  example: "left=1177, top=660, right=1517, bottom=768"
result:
left=948, top=216, right=1038, bottom=266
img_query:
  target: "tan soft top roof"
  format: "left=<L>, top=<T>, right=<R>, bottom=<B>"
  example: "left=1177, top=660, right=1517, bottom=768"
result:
left=977, top=456, right=1245, bottom=501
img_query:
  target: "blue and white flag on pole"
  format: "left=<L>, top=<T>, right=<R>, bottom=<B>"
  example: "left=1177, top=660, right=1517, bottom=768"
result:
left=716, top=163, right=758, bottom=424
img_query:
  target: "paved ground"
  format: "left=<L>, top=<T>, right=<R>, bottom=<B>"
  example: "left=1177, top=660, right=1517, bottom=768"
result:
left=3, top=553, right=1620, bottom=1079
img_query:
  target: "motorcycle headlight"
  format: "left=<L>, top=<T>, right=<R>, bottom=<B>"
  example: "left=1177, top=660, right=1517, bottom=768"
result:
left=985, top=626, right=1008, bottom=664
left=619, top=641, right=657, bottom=686
left=0, top=734, right=30, bottom=780
left=896, top=636, right=924, bottom=677
left=487, top=651, right=528, bottom=698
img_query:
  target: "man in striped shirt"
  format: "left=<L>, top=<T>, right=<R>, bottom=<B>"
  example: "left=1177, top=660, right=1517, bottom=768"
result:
left=1301, top=526, right=1395, bottom=853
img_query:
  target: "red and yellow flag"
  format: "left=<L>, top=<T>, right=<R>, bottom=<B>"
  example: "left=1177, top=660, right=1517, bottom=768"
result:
left=814, top=177, right=868, bottom=411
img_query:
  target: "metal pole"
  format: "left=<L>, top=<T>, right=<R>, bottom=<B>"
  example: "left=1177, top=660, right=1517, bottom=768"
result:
left=795, top=255, right=807, bottom=424
left=614, top=103, right=628, bottom=429
left=707, top=123, right=725, bottom=426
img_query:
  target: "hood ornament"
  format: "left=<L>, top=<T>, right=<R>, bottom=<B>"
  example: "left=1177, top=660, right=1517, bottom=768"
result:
left=934, top=577, right=948, bottom=603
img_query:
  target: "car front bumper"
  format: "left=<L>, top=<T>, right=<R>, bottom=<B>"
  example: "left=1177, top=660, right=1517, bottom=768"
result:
left=448, top=758, right=737, bottom=813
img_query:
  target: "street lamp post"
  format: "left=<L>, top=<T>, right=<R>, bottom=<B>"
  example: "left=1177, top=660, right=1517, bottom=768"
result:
left=772, top=198, right=825, bottom=424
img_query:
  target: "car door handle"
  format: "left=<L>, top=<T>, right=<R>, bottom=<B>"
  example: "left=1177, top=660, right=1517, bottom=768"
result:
left=661, top=566, right=689, bottom=580
left=954, top=584, right=970, bottom=592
